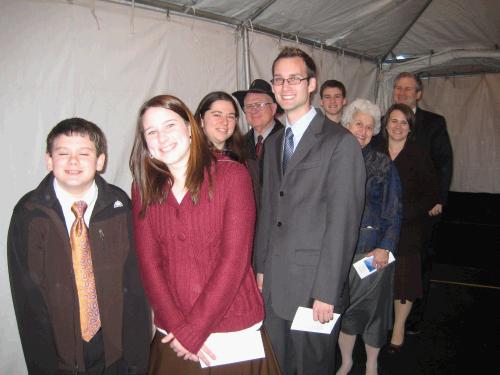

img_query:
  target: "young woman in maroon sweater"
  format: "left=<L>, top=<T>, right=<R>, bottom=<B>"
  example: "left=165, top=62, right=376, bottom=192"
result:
left=129, top=94, right=280, bottom=374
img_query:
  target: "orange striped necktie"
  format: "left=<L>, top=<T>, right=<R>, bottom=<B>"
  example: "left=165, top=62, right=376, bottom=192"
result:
left=70, top=201, right=101, bottom=342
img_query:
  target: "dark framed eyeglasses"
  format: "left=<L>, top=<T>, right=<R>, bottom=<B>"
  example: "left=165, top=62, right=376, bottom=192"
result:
left=270, top=76, right=309, bottom=86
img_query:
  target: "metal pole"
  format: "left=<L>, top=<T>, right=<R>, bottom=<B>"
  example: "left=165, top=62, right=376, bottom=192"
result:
left=241, top=26, right=251, bottom=132
left=242, top=26, right=251, bottom=89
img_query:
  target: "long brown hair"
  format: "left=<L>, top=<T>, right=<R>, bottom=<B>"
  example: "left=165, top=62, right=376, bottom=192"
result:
left=129, top=95, right=214, bottom=216
left=194, top=91, right=248, bottom=163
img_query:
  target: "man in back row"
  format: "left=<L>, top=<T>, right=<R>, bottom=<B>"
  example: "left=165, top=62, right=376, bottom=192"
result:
left=233, top=79, right=283, bottom=206
left=319, top=79, right=347, bottom=125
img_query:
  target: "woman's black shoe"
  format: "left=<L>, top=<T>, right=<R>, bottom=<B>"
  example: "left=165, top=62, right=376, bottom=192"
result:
left=386, top=342, right=403, bottom=354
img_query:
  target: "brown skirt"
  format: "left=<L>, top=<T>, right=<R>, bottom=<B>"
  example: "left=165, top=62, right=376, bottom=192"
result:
left=147, top=328, right=282, bottom=375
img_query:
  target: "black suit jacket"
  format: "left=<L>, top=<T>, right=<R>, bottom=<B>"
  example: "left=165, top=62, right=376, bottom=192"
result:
left=245, top=120, right=284, bottom=161
left=245, top=120, right=284, bottom=207
left=413, top=107, right=453, bottom=204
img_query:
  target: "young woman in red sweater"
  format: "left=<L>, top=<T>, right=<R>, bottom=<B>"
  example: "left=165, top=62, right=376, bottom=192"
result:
left=129, top=94, right=280, bottom=374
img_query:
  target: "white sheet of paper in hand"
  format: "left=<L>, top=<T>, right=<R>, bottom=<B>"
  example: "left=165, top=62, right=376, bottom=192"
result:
left=199, top=329, right=265, bottom=368
left=290, top=306, right=340, bottom=334
left=353, top=251, right=396, bottom=279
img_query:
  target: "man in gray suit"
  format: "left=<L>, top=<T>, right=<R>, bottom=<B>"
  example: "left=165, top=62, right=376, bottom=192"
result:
left=254, top=47, right=366, bottom=374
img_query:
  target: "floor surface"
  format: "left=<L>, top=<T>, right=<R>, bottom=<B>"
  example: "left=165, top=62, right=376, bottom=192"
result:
left=338, top=192, right=500, bottom=375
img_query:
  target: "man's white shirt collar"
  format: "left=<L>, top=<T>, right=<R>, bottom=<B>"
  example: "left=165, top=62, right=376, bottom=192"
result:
left=53, top=179, right=98, bottom=233
left=253, top=122, right=275, bottom=144
left=285, top=107, right=317, bottom=151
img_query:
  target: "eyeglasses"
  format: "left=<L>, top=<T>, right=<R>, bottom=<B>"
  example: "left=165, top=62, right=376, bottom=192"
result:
left=270, top=76, right=309, bottom=86
left=243, top=102, right=273, bottom=112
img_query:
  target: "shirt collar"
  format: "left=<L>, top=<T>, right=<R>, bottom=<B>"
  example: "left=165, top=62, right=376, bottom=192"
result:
left=285, top=107, right=317, bottom=146
left=253, top=122, right=276, bottom=143
left=53, top=179, right=98, bottom=232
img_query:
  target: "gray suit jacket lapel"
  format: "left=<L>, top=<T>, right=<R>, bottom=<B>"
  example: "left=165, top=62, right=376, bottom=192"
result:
left=271, top=128, right=284, bottom=182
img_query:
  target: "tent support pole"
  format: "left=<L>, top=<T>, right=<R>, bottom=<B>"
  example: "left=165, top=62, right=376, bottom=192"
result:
left=242, top=26, right=251, bottom=90
left=380, top=0, right=433, bottom=63
left=240, top=25, right=251, bottom=133
left=374, top=60, right=382, bottom=104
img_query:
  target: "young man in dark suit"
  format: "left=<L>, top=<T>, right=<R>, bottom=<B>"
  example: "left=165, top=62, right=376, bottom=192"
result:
left=254, top=47, right=365, bottom=375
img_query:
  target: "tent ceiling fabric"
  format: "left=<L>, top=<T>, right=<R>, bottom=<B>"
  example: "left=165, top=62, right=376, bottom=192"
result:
left=128, top=0, right=500, bottom=63
left=396, top=0, right=500, bottom=58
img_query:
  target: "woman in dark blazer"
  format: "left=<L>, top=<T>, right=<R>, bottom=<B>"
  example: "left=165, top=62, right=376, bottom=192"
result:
left=377, top=103, right=439, bottom=354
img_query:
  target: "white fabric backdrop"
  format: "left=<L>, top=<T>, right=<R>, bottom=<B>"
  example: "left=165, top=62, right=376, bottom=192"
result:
left=0, top=1, right=240, bottom=372
left=419, top=74, right=500, bottom=193
left=246, top=31, right=378, bottom=106
left=0, top=1, right=377, bottom=373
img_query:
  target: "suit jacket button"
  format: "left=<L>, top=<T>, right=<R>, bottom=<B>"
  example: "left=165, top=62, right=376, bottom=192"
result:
left=279, top=191, right=284, bottom=196
left=277, top=222, right=282, bottom=227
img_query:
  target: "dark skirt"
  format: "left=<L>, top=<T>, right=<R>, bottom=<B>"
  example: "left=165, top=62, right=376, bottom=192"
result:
left=393, top=219, right=424, bottom=302
left=393, top=252, right=422, bottom=302
left=340, top=252, right=395, bottom=348
left=147, top=328, right=282, bottom=375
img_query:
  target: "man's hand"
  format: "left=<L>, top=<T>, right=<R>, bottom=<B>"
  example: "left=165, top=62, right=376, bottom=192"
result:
left=312, top=299, right=334, bottom=324
left=256, top=273, right=264, bottom=292
left=429, top=203, right=442, bottom=216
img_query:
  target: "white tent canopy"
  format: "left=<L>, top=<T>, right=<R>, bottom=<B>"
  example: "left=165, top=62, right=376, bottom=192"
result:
left=121, top=0, right=500, bottom=62
left=1, top=1, right=499, bottom=373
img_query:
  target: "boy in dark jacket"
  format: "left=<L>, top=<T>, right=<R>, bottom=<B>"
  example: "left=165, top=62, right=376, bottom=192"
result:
left=8, top=118, right=150, bottom=375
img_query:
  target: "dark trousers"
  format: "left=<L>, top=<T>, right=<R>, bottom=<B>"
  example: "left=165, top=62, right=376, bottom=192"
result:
left=408, top=217, right=440, bottom=326
left=264, top=302, right=339, bottom=375
left=58, top=330, right=125, bottom=375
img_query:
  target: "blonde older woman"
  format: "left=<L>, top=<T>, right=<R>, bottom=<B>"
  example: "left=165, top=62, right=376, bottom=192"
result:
left=336, top=99, right=402, bottom=375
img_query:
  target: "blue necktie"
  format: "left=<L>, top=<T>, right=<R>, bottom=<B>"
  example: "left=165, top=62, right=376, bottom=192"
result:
left=283, top=127, right=294, bottom=173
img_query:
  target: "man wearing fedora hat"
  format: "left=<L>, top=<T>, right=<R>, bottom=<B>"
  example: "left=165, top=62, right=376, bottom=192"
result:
left=233, top=79, right=284, bottom=206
